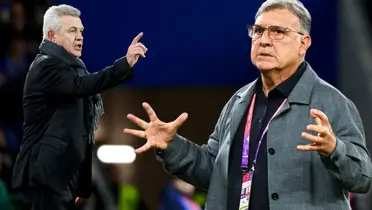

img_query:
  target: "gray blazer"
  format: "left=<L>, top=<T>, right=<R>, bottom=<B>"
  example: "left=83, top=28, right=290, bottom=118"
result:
left=156, top=63, right=372, bottom=210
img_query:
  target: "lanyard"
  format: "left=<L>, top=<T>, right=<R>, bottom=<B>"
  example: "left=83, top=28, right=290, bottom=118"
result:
left=241, top=93, right=287, bottom=172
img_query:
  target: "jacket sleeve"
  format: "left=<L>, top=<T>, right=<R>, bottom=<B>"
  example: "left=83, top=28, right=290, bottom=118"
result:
left=155, top=97, right=235, bottom=191
left=321, top=99, right=372, bottom=193
left=38, top=56, right=133, bottom=97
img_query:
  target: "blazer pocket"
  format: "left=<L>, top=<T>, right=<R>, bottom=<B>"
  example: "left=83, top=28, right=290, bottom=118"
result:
left=31, top=136, right=71, bottom=190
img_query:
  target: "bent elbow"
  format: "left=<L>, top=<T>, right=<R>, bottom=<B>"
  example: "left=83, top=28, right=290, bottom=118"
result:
left=349, top=175, right=371, bottom=194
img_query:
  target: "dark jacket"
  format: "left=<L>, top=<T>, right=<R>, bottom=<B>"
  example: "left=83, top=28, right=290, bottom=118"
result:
left=12, top=40, right=134, bottom=198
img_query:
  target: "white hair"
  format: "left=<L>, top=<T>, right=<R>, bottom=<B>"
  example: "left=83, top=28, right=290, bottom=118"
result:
left=256, top=0, right=312, bottom=34
left=42, top=4, right=81, bottom=40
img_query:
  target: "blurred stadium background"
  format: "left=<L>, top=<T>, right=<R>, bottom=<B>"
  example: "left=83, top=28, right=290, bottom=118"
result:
left=1, top=0, right=372, bottom=209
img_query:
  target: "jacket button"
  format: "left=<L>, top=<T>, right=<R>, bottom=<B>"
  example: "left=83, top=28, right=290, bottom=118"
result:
left=268, top=148, right=275, bottom=155
left=271, top=193, right=279, bottom=200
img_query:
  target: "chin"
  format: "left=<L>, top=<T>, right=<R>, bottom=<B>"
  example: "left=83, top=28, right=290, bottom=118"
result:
left=254, top=61, right=278, bottom=72
left=72, top=51, right=82, bottom=58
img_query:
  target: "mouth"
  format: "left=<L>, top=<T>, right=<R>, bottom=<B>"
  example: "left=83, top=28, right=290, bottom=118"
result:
left=258, top=53, right=273, bottom=57
left=75, top=44, right=83, bottom=51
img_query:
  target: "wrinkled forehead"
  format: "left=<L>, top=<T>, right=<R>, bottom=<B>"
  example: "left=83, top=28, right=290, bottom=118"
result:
left=254, top=8, right=300, bottom=30
left=59, top=15, right=84, bottom=30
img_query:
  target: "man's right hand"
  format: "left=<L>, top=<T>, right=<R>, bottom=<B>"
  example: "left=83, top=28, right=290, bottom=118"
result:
left=126, top=32, right=148, bottom=67
left=123, top=102, right=188, bottom=153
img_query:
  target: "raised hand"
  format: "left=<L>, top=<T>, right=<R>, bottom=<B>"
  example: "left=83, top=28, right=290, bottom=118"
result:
left=297, top=109, right=337, bottom=156
left=123, top=102, right=188, bottom=153
left=126, top=32, right=148, bottom=67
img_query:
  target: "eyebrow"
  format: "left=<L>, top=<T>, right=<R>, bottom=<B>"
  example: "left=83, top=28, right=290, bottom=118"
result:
left=255, top=23, right=269, bottom=27
left=68, top=26, right=84, bottom=31
left=255, top=23, right=286, bottom=28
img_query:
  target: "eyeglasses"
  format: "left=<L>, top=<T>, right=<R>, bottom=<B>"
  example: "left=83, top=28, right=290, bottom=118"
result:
left=247, top=24, right=304, bottom=40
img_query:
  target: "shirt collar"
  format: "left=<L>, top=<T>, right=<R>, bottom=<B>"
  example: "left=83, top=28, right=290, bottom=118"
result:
left=255, top=61, right=306, bottom=98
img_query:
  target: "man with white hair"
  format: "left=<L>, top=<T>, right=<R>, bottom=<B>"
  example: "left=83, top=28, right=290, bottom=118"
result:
left=11, top=4, right=147, bottom=209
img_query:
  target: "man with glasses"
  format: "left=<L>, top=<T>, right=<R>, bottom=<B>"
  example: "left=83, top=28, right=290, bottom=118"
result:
left=124, top=0, right=372, bottom=209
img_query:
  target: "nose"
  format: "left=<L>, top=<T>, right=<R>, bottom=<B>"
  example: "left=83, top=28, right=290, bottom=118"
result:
left=76, top=32, right=83, bottom=41
left=259, top=30, right=272, bottom=48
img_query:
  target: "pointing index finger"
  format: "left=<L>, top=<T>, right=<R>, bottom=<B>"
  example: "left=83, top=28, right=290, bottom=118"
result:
left=131, top=32, right=143, bottom=45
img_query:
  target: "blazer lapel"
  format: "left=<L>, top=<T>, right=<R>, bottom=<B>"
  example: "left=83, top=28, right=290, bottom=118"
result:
left=287, top=63, right=318, bottom=105
left=229, top=81, right=257, bottom=146
left=221, top=80, right=256, bottom=181
left=270, top=62, right=319, bottom=120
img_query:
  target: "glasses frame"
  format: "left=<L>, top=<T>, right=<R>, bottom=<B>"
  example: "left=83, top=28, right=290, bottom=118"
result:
left=246, top=24, right=304, bottom=40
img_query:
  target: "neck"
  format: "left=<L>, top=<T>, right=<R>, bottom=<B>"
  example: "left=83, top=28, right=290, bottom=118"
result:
left=260, top=62, right=302, bottom=96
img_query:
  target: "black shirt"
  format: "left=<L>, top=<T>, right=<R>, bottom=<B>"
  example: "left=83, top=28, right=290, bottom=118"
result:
left=227, top=62, right=306, bottom=210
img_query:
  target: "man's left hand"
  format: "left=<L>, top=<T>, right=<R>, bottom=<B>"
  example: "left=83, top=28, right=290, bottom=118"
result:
left=297, top=109, right=337, bottom=156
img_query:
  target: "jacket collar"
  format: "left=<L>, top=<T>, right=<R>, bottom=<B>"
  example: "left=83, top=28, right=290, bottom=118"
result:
left=236, top=61, right=318, bottom=105
left=39, top=39, right=86, bottom=69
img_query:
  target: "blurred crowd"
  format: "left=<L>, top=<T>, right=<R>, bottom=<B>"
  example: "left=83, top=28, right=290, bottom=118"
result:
left=0, top=0, right=50, bottom=122
left=0, top=0, right=53, bottom=208
left=0, top=0, right=51, bottom=207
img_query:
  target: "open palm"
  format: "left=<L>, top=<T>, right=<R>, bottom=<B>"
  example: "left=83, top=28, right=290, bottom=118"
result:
left=123, top=102, right=188, bottom=153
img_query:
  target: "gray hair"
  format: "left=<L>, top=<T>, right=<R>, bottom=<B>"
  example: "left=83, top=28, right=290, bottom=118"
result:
left=42, top=4, right=81, bottom=40
left=255, top=0, right=311, bottom=34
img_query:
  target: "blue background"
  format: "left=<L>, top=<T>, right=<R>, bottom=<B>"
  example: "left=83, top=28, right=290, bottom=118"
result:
left=54, top=0, right=338, bottom=87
